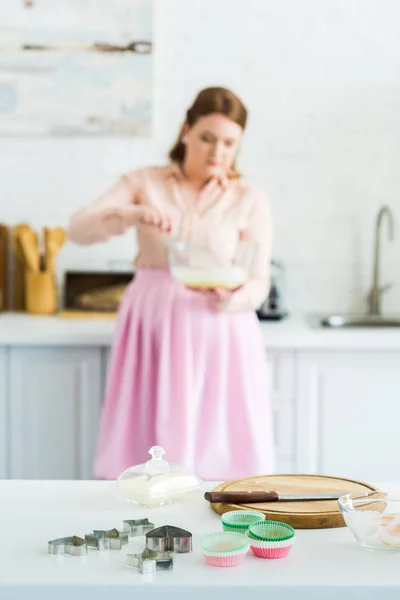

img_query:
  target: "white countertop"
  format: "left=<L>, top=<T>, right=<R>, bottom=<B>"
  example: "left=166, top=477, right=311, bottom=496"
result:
left=0, top=479, right=399, bottom=600
left=1, top=312, right=400, bottom=349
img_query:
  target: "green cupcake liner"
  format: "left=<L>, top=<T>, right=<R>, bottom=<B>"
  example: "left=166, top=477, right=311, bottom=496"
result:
left=201, top=531, right=249, bottom=554
left=221, top=510, right=266, bottom=532
left=248, top=520, right=295, bottom=542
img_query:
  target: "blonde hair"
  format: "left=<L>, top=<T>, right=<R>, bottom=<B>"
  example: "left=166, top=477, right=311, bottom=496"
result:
left=169, top=87, right=247, bottom=168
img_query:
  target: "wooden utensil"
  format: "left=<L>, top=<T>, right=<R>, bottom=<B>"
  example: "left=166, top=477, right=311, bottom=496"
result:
left=18, top=227, right=40, bottom=272
left=0, top=224, right=9, bottom=311
left=11, top=223, right=29, bottom=310
left=44, top=227, right=66, bottom=272
left=208, top=474, right=381, bottom=529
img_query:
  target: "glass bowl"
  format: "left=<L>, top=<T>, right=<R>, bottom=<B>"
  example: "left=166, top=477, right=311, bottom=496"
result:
left=164, top=238, right=256, bottom=290
left=338, top=491, right=400, bottom=551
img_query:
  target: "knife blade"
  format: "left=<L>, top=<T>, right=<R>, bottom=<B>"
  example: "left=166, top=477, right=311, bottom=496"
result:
left=204, top=490, right=345, bottom=504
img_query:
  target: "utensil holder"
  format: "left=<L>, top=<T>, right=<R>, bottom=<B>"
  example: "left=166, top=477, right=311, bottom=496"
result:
left=25, top=271, right=57, bottom=315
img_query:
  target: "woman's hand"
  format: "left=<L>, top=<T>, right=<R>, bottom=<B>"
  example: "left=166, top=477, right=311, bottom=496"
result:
left=102, top=205, right=172, bottom=235
left=135, top=205, right=172, bottom=231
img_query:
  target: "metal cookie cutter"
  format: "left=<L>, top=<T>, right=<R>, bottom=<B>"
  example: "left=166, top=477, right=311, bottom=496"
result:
left=122, top=518, right=155, bottom=537
left=126, top=548, right=174, bottom=574
left=48, top=536, right=88, bottom=557
left=85, top=528, right=129, bottom=550
left=146, top=525, right=192, bottom=553
left=84, top=532, right=110, bottom=551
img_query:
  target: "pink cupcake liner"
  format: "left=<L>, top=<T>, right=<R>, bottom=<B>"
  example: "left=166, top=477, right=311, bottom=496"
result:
left=250, top=545, right=293, bottom=559
left=201, top=532, right=249, bottom=568
left=245, top=530, right=295, bottom=559
left=204, top=553, right=247, bottom=567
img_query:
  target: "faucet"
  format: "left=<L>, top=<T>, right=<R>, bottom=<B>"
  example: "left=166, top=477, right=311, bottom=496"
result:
left=367, top=205, right=394, bottom=315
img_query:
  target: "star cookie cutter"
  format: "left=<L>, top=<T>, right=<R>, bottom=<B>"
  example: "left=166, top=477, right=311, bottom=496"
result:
left=122, top=518, right=155, bottom=536
left=146, top=525, right=192, bottom=553
left=84, top=532, right=110, bottom=551
left=85, top=528, right=129, bottom=550
left=48, top=536, right=88, bottom=556
left=126, top=548, right=174, bottom=574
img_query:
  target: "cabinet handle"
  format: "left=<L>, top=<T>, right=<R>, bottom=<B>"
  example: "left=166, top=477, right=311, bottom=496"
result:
left=273, top=356, right=280, bottom=393
left=273, top=408, right=279, bottom=448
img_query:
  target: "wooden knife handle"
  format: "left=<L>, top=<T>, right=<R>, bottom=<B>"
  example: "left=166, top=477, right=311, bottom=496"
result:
left=204, top=491, right=279, bottom=503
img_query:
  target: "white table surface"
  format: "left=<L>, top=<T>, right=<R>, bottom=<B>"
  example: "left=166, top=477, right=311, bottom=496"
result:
left=1, top=480, right=400, bottom=600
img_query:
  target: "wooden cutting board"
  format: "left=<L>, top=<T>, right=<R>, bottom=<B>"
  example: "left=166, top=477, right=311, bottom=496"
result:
left=209, top=474, right=381, bottom=529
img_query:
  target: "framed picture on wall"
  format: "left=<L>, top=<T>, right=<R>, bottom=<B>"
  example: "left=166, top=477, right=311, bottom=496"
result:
left=0, top=0, right=153, bottom=136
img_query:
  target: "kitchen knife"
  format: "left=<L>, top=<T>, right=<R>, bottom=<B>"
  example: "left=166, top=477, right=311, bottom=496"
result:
left=204, top=490, right=345, bottom=503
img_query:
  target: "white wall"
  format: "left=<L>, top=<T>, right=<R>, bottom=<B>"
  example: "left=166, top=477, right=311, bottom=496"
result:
left=1, top=0, right=400, bottom=314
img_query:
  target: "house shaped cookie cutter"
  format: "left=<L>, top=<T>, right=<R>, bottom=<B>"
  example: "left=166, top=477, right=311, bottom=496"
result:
left=48, top=536, right=88, bottom=557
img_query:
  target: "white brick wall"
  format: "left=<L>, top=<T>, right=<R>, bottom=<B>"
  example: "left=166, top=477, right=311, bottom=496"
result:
left=1, top=0, right=400, bottom=314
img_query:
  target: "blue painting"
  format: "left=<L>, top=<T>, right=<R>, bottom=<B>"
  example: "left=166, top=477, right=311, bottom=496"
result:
left=0, top=0, right=153, bottom=136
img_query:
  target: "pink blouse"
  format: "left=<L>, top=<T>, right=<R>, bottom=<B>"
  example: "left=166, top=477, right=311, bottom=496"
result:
left=67, top=163, right=272, bottom=312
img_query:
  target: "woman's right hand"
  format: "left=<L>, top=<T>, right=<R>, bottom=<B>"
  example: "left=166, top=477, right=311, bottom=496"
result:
left=135, top=205, right=172, bottom=231
left=102, top=205, right=172, bottom=235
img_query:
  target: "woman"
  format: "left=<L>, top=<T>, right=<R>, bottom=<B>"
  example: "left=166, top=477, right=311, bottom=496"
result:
left=68, top=87, right=275, bottom=481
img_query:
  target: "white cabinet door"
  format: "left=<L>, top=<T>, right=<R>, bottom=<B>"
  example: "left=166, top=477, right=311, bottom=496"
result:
left=296, top=351, right=400, bottom=482
left=101, top=347, right=111, bottom=400
left=266, top=350, right=295, bottom=470
left=9, top=347, right=102, bottom=480
left=0, top=348, right=7, bottom=478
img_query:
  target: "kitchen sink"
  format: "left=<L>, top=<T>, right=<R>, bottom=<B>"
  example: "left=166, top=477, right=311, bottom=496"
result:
left=320, top=314, right=400, bottom=328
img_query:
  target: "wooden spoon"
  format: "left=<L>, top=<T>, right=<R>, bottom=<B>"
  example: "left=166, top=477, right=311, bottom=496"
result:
left=45, top=227, right=66, bottom=272
left=17, top=227, right=40, bottom=272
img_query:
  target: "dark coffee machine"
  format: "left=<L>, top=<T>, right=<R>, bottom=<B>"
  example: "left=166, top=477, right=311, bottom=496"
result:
left=256, top=260, right=289, bottom=321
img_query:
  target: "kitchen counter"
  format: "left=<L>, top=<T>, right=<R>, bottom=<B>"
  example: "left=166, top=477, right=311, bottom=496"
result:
left=1, top=312, right=400, bottom=349
left=0, top=479, right=399, bottom=600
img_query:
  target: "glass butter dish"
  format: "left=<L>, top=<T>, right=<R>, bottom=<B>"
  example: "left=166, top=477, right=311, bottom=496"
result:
left=115, top=446, right=202, bottom=508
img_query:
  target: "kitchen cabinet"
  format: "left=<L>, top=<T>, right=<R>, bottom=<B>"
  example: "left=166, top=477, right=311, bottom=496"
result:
left=266, top=350, right=296, bottom=471
left=3, top=340, right=400, bottom=483
left=295, top=351, right=400, bottom=483
left=8, top=347, right=102, bottom=480
left=0, top=348, right=7, bottom=478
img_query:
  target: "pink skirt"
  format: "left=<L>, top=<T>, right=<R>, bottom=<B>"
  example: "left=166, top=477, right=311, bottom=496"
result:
left=94, top=269, right=275, bottom=481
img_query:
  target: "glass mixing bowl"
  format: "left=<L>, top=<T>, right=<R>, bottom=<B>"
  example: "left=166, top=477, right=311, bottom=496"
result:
left=164, top=238, right=256, bottom=290
left=338, top=491, right=400, bottom=551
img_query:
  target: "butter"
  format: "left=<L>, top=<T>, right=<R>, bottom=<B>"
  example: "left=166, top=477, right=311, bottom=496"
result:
left=119, top=472, right=200, bottom=504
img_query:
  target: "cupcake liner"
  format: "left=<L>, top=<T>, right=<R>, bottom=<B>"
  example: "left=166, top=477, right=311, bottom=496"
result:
left=221, top=510, right=266, bottom=533
left=245, top=531, right=295, bottom=549
left=201, top=532, right=249, bottom=567
left=248, top=520, right=295, bottom=542
left=246, top=524, right=295, bottom=559
left=204, top=553, right=247, bottom=567
left=201, top=531, right=249, bottom=553
left=250, top=545, right=293, bottom=559
left=202, top=547, right=248, bottom=557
